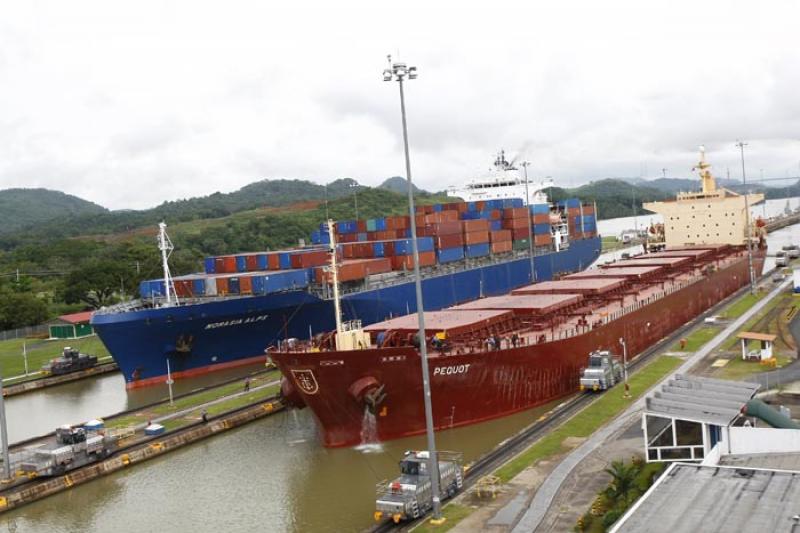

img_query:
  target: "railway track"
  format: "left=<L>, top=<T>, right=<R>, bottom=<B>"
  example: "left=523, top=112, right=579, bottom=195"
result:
left=371, top=277, right=772, bottom=533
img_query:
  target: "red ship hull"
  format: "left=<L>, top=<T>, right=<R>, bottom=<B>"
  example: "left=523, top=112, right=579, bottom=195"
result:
left=271, top=250, right=765, bottom=448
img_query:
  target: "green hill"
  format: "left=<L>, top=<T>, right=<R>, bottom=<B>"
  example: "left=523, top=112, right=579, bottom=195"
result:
left=379, top=176, right=423, bottom=194
left=550, top=179, right=671, bottom=219
left=0, top=188, right=107, bottom=234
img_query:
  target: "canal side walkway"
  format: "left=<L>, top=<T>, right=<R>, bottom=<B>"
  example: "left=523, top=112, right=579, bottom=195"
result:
left=506, top=277, right=793, bottom=532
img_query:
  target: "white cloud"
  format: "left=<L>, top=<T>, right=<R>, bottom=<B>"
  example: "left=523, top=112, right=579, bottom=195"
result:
left=0, top=0, right=798, bottom=209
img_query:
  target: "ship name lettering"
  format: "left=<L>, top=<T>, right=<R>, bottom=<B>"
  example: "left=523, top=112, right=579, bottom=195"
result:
left=433, top=364, right=471, bottom=376
left=204, top=314, right=269, bottom=330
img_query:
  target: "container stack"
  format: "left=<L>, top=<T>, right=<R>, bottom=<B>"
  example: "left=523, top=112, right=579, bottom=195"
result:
left=139, top=197, right=589, bottom=299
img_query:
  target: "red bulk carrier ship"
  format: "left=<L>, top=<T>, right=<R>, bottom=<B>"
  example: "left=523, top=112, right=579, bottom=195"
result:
left=270, top=148, right=768, bottom=447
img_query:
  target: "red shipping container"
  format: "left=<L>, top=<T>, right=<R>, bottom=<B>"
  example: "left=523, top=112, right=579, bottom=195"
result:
left=245, top=254, right=259, bottom=272
left=535, top=234, right=552, bottom=246
left=435, top=234, right=464, bottom=249
left=433, top=221, right=462, bottom=235
left=214, top=257, right=226, bottom=274
left=396, top=216, right=409, bottom=230
left=491, top=241, right=513, bottom=254
left=221, top=256, right=236, bottom=273
left=490, top=209, right=502, bottom=220
left=342, top=244, right=356, bottom=259
left=356, top=220, right=367, bottom=233
left=216, top=277, right=230, bottom=295
left=267, top=253, right=281, bottom=270
left=364, top=257, right=392, bottom=275
left=291, top=250, right=328, bottom=268
left=532, top=214, right=550, bottom=224
left=174, top=280, right=193, bottom=298
left=567, top=207, right=581, bottom=217
left=391, top=250, right=436, bottom=270
left=583, top=204, right=595, bottom=215
left=490, top=230, right=512, bottom=242
left=512, top=227, right=530, bottom=240
left=464, top=230, right=489, bottom=244
left=462, top=219, right=490, bottom=232
left=503, top=207, right=528, bottom=219
left=475, top=201, right=486, bottom=211
left=240, top=275, right=253, bottom=295
left=502, top=218, right=529, bottom=230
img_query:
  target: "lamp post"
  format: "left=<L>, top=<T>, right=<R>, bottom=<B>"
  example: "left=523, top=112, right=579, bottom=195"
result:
left=384, top=56, right=444, bottom=522
left=521, top=161, right=536, bottom=282
left=736, top=141, right=755, bottom=294
left=619, top=337, right=630, bottom=398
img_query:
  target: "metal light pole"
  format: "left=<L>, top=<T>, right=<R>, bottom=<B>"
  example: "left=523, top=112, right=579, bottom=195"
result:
left=22, top=342, right=28, bottom=376
left=619, top=337, right=630, bottom=398
left=736, top=141, right=756, bottom=293
left=521, top=161, right=536, bottom=282
left=384, top=57, right=444, bottom=522
left=166, top=358, right=174, bottom=406
left=0, top=365, right=10, bottom=480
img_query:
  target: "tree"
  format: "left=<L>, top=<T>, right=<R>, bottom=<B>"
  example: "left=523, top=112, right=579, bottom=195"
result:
left=0, top=289, right=49, bottom=329
left=62, top=259, right=127, bottom=309
left=603, top=460, right=638, bottom=505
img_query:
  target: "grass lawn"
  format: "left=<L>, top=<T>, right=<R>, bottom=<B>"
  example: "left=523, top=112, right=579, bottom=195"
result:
left=494, top=356, right=682, bottom=483
left=670, top=326, right=719, bottom=352
left=0, top=335, right=111, bottom=378
left=713, top=355, right=793, bottom=381
left=414, top=504, right=474, bottom=533
left=719, top=292, right=766, bottom=319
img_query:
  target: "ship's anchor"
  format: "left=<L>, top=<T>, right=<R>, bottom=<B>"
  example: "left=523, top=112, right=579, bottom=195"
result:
left=348, top=376, right=387, bottom=414
left=363, top=384, right=387, bottom=414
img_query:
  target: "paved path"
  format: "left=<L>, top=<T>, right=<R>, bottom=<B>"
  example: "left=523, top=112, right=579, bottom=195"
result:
left=510, top=278, right=792, bottom=532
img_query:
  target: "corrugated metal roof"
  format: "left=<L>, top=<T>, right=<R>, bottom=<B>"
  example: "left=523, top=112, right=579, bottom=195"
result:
left=736, top=331, right=777, bottom=342
left=611, top=464, right=800, bottom=532
left=58, top=311, right=93, bottom=324
left=645, top=374, right=759, bottom=426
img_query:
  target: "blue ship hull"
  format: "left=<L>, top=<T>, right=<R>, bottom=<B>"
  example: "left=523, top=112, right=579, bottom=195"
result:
left=91, top=237, right=601, bottom=386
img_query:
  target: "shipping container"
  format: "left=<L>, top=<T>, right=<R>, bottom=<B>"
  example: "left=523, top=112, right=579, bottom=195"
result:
left=245, top=254, right=259, bottom=272
left=174, top=280, right=193, bottom=298
left=437, top=247, right=464, bottom=263
left=462, top=219, right=490, bottom=233
left=235, top=255, right=248, bottom=273
left=534, top=223, right=550, bottom=234
left=221, top=256, right=236, bottom=274
left=216, top=277, right=230, bottom=295
left=238, top=275, right=252, bottom=295
left=252, top=270, right=310, bottom=294
left=204, top=258, right=216, bottom=274
left=535, top=233, right=552, bottom=246
left=394, top=237, right=435, bottom=255
left=512, top=238, right=530, bottom=251
left=490, top=220, right=503, bottom=231
left=491, top=241, right=513, bottom=254
left=464, top=230, right=489, bottom=245
left=204, top=277, right=217, bottom=296
left=228, top=277, right=240, bottom=295
left=490, top=229, right=512, bottom=242
left=192, top=278, right=206, bottom=295
left=532, top=214, right=550, bottom=224
left=502, top=218, right=529, bottom=230
left=373, top=242, right=385, bottom=257
left=512, top=227, right=530, bottom=241
left=267, top=253, right=281, bottom=270
left=291, top=250, right=329, bottom=269
left=356, top=220, right=367, bottom=233
left=502, top=198, right=524, bottom=208
left=503, top=207, right=529, bottom=219
left=465, top=243, right=490, bottom=258
left=583, top=204, right=595, bottom=215
left=390, top=251, right=436, bottom=270
left=435, top=233, right=464, bottom=249
left=530, top=203, right=550, bottom=215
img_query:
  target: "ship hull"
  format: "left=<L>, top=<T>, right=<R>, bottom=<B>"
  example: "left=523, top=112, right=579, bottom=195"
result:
left=92, top=237, right=601, bottom=387
left=271, top=250, right=765, bottom=447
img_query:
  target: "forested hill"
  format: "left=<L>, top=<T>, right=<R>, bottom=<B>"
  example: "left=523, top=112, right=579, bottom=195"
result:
left=0, top=188, right=108, bottom=234
left=550, top=179, right=671, bottom=219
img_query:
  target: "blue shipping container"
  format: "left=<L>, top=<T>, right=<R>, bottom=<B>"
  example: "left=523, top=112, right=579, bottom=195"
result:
left=530, top=203, right=550, bottom=215
left=466, top=202, right=478, bottom=212
left=534, top=223, right=550, bottom=235
left=235, top=256, right=248, bottom=273
left=228, top=277, right=240, bottom=294
left=394, top=237, right=434, bottom=255
left=192, top=279, right=206, bottom=295
left=461, top=211, right=482, bottom=220
left=437, top=247, right=464, bottom=263
left=465, top=243, right=490, bottom=258
left=279, top=253, right=292, bottom=270
left=503, top=198, right=524, bottom=208
left=433, top=204, right=443, bottom=213
left=204, top=258, right=216, bottom=274
left=490, top=220, right=503, bottom=231
left=256, top=254, right=268, bottom=270
left=373, top=242, right=385, bottom=257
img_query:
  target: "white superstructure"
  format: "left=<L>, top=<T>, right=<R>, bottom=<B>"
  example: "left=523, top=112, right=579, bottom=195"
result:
left=448, top=151, right=553, bottom=206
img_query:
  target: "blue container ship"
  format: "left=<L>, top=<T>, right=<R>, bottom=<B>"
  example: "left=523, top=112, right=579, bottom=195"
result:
left=92, top=157, right=602, bottom=388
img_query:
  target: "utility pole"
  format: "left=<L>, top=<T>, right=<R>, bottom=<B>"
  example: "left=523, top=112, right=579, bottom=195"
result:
left=384, top=56, right=444, bottom=523
left=736, top=141, right=755, bottom=294
left=619, top=337, right=630, bottom=399
left=521, top=161, right=536, bottom=282
left=350, top=183, right=359, bottom=220
left=661, top=168, right=667, bottom=179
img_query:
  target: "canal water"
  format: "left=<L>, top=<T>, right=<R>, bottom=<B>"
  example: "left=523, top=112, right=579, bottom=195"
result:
left=3, top=205, right=799, bottom=533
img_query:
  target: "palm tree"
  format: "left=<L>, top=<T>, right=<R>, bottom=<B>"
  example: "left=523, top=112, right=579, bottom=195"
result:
left=604, top=460, right=638, bottom=505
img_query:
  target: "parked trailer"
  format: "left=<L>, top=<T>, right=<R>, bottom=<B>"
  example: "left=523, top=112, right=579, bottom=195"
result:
left=374, top=450, right=463, bottom=524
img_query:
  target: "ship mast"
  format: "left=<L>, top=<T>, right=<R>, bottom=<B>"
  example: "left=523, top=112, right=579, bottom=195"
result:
left=327, top=219, right=344, bottom=337
left=157, top=222, right=178, bottom=305
left=695, top=145, right=718, bottom=195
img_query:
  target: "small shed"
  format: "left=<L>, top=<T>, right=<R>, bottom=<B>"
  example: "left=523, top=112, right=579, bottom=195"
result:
left=736, top=331, right=776, bottom=361
left=49, top=311, right=94, bottom=339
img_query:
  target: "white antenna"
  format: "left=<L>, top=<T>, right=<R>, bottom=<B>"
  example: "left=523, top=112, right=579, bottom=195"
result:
left=327, top=219, right=343, bottom=336
left=157, top=222, right=179, bottom=305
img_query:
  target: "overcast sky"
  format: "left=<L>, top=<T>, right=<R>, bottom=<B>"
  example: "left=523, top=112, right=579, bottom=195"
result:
left=1, top=1, right=799, bottom=210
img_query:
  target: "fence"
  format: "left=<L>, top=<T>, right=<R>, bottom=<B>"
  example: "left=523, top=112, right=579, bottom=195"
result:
left=0, top=325, right=50, bottom=342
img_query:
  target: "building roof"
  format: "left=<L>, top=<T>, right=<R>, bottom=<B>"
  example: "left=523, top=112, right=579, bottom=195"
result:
left=644, top=374, right=759, bottom=426
left=611, top=463, right=800, bottom=533
left=449, top=293, right=583, bottom=315
left=720, top=452, right=800, bottom=472
left=737, top=331, right=778, bottom=342
left=57, top=311, right=93, bottom=324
